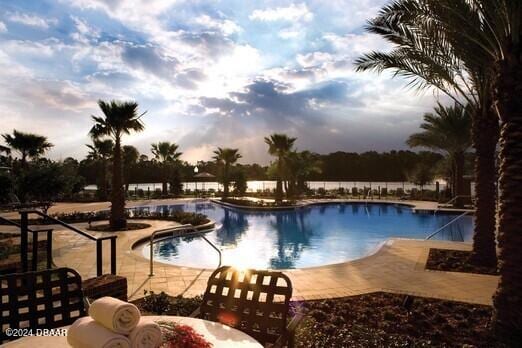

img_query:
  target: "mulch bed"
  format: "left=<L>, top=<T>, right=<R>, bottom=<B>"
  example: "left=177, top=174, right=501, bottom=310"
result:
left=426, top=248, right=499, bottom=275
left=295, top=292, right=510, bottom=347
left=86, top=222, right=151, bottom=232
left=132, top=291, right=512, bottom=347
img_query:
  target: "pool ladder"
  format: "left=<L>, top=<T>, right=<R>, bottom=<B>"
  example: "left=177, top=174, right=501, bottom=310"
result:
left=149, top=224, right=222, bottom=276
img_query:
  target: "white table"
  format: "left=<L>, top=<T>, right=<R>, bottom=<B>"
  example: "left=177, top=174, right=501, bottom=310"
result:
left=4, top=315, right=263, bottom=348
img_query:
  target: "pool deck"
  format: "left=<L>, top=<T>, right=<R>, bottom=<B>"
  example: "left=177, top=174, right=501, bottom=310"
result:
left=2, top=199, right=495, bottom=305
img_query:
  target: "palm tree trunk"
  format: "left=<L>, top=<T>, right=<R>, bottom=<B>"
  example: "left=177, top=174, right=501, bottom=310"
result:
left=223, top=164, right=229, bottom=198
left=453, top=153, right=465, bottom=208
left=275, top=159, right=283, bottom=203
left=469, top=110, right=498, bottom=268
left=493, top=55, right=522, bottom=340
left=162, top=163, right=168, bottom=195
left=110, top=137, right=126, bottom=229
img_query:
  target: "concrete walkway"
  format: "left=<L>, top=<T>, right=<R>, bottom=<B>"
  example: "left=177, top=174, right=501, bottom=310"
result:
left=3, top=199, right=495, bottom=305
left=49, top=220, right=497, bottom=305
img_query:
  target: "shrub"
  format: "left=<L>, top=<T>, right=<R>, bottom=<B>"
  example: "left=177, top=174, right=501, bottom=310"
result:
left=137, top=290, right=202, bottom=316
left=221, top=198, right=296, bottom=208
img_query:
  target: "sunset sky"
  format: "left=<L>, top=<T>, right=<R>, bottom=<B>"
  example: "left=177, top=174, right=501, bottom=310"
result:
left=0, top=0, right=447, bottom=164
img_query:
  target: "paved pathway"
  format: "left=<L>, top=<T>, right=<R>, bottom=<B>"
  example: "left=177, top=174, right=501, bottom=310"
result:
left=4, top=199, right=495, bottom=305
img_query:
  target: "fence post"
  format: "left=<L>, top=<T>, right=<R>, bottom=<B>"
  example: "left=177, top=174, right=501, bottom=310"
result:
left=96, top=239, right=103, bottom=276
left=20, top=211, right=29, bottom=272
left=111, top=238, right=116, bottom=275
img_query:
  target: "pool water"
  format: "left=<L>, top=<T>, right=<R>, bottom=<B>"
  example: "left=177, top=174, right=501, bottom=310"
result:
left=137, top=201, right=473, bottom=269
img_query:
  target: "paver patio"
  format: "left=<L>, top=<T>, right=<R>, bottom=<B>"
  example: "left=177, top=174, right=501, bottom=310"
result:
left=2, top=199, right=495, bottom=305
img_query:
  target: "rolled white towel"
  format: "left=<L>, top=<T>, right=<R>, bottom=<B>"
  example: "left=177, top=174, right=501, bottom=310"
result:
left=67, top=317, right=131, bottom=348
left=128, top=319, right=162, bottom=348
left=89, top=296, right=141, bottom=335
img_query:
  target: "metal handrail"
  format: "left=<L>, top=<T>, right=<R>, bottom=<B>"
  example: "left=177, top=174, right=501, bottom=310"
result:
left=19, top=210, right=117, bottom=276
left=0, top=215, right=55, bottom=270
left=149, top=224, right=221, bottom=276
left=426, top=211, right=469, bottom=240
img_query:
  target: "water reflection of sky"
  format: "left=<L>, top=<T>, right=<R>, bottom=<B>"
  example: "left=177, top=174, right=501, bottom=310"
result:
left=138, top=202, right=474, bottom=269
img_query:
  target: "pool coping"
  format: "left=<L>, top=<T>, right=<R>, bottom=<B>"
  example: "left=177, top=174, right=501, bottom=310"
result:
left=44, top=198, right=494, bottom=305
left=210, top=198, right=473, bottom=215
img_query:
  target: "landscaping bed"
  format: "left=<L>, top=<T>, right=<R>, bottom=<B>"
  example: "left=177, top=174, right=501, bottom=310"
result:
left=295, top=292, right=508, bottom=347
left=87, top=222, right=151, bottom=232
left=132, top=290, right=202, bottom=317
left=220, top=197, right=297, bottom=208
left=0, top=210, right=210, bottom=227
left=133, top=291, right=510, bottom=347
left=426, top=248, right=499, bottom=275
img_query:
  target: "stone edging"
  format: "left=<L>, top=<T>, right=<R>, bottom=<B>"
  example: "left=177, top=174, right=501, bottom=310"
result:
left=130, top=220, right=216, bottom=248
left=211, top=198, right=417, bottom=212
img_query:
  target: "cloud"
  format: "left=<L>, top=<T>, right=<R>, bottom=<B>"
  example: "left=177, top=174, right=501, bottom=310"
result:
left=0, top=22, right=6, bottom=33
left=174, top=69, right=206, bottom=89
left=121, top=43, right=179, bottom=79
left=323, top=32, right=392, bottom=56
left=7, top=12, right=58, bottom=29
left=193, top=15, right=241, bottom=36
left=249, top=3, right=313, bottom=22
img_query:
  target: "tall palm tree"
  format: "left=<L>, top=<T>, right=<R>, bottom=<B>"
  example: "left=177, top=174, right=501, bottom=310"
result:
left=286, top=151, right=322, bottom=197
left=122, top=145, right=139, bottom=192
left=354, top=0, right=499, bottom=268
left=213, top=147, right=241, bottom=198
left=407, top=103, right=472, bottom=206
left=264, top=133, right=296, bottom=202
left=151, top=142, right=182, bottom=194
left=2, top=130, right=53, bottom=167
left=357, top=0, right=522, bottom=337
left=89, top=100, right=145, bottom=230
left=86, top=139, right=114, bottom=201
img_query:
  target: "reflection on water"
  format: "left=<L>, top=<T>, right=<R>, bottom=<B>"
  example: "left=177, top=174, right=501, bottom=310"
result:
left=140, top=201, right=474, bottom=269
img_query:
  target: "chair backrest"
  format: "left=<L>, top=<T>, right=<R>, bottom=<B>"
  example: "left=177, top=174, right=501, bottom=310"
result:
left=200, top=266, right=293, bottom=345
left=0, top=267, right=86, bottom=343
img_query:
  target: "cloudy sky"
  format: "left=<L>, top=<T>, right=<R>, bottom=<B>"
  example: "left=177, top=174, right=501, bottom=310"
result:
left=0, top=0, right=446, bottom=164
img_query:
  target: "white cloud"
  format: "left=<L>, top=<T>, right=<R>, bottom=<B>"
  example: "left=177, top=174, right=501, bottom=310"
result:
left=249, top=3, right=313, bottom=22
left=0, top=22, right=7, bottom=33
left=194, top=15, right=241, bottom=35
left=70, top=16, right=100, bottom=43
left=7, top=12, right=58, bottom=29
left=323, top=32, right=392, bottom=56
left=278, top=28, right=300, bottom=39
left=297, top=51, right=333, bottom=67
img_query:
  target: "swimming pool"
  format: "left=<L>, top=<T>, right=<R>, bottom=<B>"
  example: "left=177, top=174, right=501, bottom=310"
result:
left=136, top=201, right=473, bottom=270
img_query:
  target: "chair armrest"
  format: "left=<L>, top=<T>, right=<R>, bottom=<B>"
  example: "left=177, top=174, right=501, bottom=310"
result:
left=189, top=307, right=200, bottom=318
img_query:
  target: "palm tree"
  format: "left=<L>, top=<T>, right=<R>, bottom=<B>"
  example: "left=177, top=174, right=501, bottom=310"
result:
left=122, top=145, right=139, bottom=192
left=357, top=0, right=522, bottom=337
left=2, top=130, right=53, bottom=167
left=264, top=133, right=296, bottom=202
left=89, top=100, right=145, bottom=230
left=407, top=103, right=472, bottom=206
left=213, top=147, right=241, bottom=198
left=86, top=139, right=114, bottom=201
left=286, top=151, right=322, bottom=197
left=354, top=0, right=499, bottom=268
left=151, top=142, right=182, bottom=194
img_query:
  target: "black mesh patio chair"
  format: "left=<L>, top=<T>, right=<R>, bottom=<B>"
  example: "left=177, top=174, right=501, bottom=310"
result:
left=192, top=266, right=304, bottom=347
left=0, top=267, right=86, bottom=343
